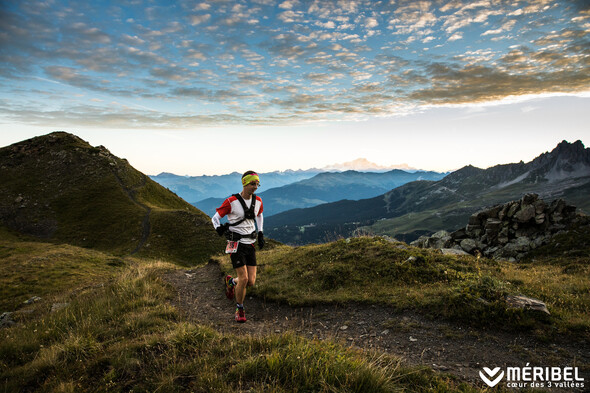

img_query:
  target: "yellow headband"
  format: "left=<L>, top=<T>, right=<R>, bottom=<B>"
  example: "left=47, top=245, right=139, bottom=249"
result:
left=242, top=173, right=260, bottom=186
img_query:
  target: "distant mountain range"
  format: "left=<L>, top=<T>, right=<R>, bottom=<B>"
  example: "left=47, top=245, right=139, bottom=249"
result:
left=150, top=158, right=423, bottom=205
left=265, top=140, right=590, bottom=245
left=150, top=169, right=322, bottom=204
left=194, top=169, right=447, bottom=217
left=321, top=158, right=417, bottom=172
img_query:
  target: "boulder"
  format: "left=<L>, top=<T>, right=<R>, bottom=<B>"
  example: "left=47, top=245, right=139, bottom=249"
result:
left=410, top=236, right=428, bottom=248
left=450, top=228, right=467, bottom=240
left=0, top=312, right=15, bottom=327
left=431, top=230, right=450, bottom=239
left=441, top=248, right=470, bottom=256
left=460, top=238, right=478, bottom=253
left=505, top=295, right=550, bottom=315
left=514, top=205, right=536, bottom=223
left=506, top=202, right=520, bottom=218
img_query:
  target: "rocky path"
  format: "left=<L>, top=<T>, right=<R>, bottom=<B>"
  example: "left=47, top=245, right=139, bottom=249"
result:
left=164, top=262, right=589, bottom=391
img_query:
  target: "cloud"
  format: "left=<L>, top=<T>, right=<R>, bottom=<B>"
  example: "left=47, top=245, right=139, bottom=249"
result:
left=278, top=10, right=304, bottom=23
left=448, top=32, right=463, bottom=41
left=190, top=14, right=211, bottom=25
left=365, top=17, right=378, bottom=29
left=279, top=0, right=299, bottom=10
left=409, top=61, right=590, bottom=105
left=172, top=87, right=254, bottom=102
left=1, top=0, right=589, bottom=130
left=481, top=19, right=517, bottom=36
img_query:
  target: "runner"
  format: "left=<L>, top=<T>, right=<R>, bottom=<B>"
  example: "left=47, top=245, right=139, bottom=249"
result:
left=211, top=171, right=265, bottom=323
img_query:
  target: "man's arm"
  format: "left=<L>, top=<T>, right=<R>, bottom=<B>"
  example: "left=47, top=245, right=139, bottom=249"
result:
left=255, top=213, right=263, bottom=233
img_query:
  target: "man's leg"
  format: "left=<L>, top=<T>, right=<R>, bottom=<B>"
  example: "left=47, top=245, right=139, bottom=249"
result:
left=235, top=265, right=249, bottom=305
left=246, top=265, right=257, bottom=287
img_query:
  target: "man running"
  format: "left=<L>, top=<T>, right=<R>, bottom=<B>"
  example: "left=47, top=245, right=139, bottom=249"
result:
left=211, top=171, right=265, bottom=323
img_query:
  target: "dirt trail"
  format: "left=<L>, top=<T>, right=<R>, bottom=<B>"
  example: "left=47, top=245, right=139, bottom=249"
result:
left=164, top=262, right=589, bottom=391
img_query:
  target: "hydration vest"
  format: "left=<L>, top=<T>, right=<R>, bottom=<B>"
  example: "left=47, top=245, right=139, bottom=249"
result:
left=228, top=193, right=257, bottom=227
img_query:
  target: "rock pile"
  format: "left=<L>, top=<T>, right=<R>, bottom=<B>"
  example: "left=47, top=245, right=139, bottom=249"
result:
left=411, top=194, right=583, bottom=260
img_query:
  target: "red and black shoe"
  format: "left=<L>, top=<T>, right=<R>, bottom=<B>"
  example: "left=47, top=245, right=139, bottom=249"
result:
left=225, top=275, right=235, bottom=300
left=235, top=307, right=246, bottom=323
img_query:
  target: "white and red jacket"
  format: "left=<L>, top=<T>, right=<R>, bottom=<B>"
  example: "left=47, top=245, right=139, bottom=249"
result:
left=212, top=194, right=263, bottom=245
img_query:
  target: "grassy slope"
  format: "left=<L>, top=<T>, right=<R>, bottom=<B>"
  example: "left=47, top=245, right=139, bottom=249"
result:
left=364, top=178, right=590, bottom=238
left=1, top=234, right=477, bottom=393
left=219, top=236, right=590, bottom=340
left=0, top=132, right=224, bottom=265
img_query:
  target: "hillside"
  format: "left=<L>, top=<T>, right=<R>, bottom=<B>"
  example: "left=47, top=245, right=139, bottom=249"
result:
left=195, top=169, right=445, bottom=217
left=1, top=230, right=490, bottom=392
left=266, top=140, right=590, bottom=244
left=0, top=132, right=224, bottom=265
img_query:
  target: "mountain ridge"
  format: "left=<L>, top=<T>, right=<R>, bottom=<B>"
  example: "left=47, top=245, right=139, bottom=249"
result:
left=265, top=140, right=590, bottom=244
left=194, top=168, right=447, bottom=217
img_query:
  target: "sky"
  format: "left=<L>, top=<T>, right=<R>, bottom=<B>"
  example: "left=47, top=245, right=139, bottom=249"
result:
left=1, top=0, right=589, bottom=176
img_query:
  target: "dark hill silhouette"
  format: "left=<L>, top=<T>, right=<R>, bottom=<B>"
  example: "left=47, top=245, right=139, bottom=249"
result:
left=0, top=131, right=224, bottom=265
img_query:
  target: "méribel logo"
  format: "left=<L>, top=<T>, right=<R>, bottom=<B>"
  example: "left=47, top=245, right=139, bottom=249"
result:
left=480, top=367, right=505, bottom=387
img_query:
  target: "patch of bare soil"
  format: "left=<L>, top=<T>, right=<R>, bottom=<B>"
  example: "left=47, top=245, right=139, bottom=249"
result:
left=163, top=261, right=589, bottom=391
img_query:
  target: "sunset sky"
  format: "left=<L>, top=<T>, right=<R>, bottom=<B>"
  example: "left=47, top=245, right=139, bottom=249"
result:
left=1, top=0, right=589, bottom=175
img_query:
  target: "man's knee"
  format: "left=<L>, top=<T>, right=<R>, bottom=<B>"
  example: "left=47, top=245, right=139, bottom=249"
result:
left=247, top=277, right=256, bottom=287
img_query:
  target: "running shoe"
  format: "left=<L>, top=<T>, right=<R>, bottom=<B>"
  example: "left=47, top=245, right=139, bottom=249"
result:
left=235, top=307, right=246, bottom=323
left=225, top=275, right=235, bottom=300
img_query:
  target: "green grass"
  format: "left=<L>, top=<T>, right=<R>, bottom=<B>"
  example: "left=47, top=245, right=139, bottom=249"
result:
left=0, top=238, right=481, bottom=393
left=217, top=236, right=590, bottom=339
left=0, top=228, right=124, bottom=312
left=136, top=209, right=223, bottom=266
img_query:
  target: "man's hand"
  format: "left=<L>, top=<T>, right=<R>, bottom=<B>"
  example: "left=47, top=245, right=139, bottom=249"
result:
left=257, top=231, right=265, bottom=249
left=216, top=223, right=229, bottom=237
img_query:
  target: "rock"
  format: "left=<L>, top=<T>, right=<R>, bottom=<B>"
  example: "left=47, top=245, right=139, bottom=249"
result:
left=431, top=230, right=450, bottom=239
left=460, top=238, right=478, bottom=253
left=514, top=205, right=536, bottom=223
left=51, top=303, right=69, bottom=312
left=505, top=295, right=550, bottom=315
left=340, top=325, right=348, bottom=330
left=416, top=196, right=581, bottom=260
left=24, top=296, right=42, bottom=304
left=15, top=196, right=24, bottom=203
left=468, top=213, right=483, bottom=225
left=521, top=193, right=538, bottom=205
left=485, top=218, right=502, bottom=232
left=534, top=199, right=547, bottom=214
left=465, top=224, right=482, bottom=237
left=450, top=228, right=467, bottom=240
left=486, top=205, right=503, bottom=219
left=410, top=236, right=428, bottom=248
left=0, top=312, right=16, bottom=327
left=441, top=248, right=470, bottom=256
left=507, top=202, right=520, bottom=218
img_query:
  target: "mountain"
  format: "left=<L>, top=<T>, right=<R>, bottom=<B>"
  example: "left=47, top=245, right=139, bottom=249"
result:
left=150, top=169, right=322, bottom=204
left=320, top=158, right=417, bottom=172
left=194, top=169, right=447, bottom=217
left=0, top=132, right=224, bottom=264
left=265, top=140, right=590, bottom=244
left=150, top=158, right=423, bottom=205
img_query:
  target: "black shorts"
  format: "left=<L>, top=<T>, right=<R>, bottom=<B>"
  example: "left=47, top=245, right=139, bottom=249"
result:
left=230, top=242, right=257, bottom=269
